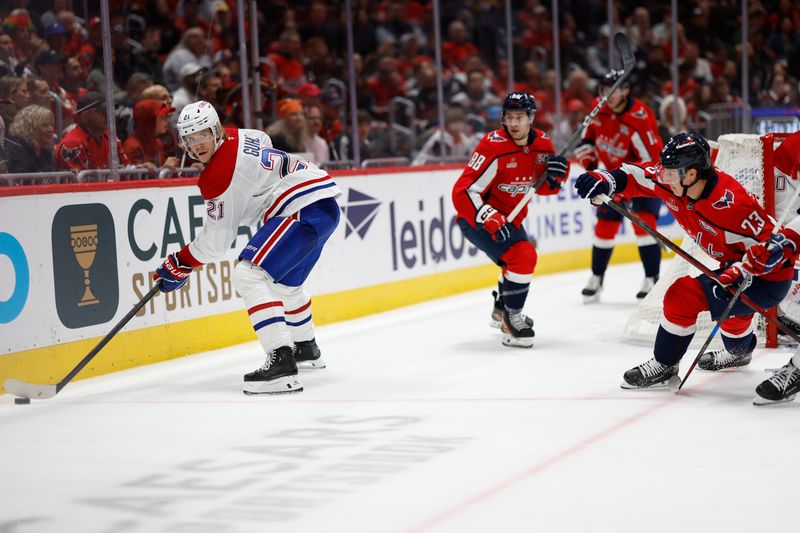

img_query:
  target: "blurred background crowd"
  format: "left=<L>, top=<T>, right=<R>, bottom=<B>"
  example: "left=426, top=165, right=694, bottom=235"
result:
left=0, top=0, right=799, bottom=183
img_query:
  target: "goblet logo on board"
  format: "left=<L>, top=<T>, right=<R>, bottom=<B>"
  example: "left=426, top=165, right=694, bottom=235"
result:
left=70, top=224, right=99, bottom=306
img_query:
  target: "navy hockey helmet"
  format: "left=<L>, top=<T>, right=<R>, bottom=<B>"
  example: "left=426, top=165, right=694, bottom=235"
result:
left=502, top=92, right=537, bottom=115
left=660, top=132, right=711, bottom=171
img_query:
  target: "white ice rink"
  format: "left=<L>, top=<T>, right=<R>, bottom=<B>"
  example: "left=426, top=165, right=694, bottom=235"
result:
left=2, top=261, right=799, bottom=533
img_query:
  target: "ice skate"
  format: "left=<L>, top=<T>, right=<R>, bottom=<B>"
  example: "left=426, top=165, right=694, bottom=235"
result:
left=753, top=362, right=800, bottom=405
left=491, top=290, right=532, bottom=330
left=501, top=309, right=535, bottom=348
left=636, top=276, right=658, bottom=299
left=698, top=348, right=752, bottom=371
left=582, top=274, right=603, bottom=303
left=294, top=338, right=326, bottom=369
left=243, top=346, right=303, bottom=394
left=621, top=357, right=679, bottom=389
left=777, top=315, right=800, bottom=343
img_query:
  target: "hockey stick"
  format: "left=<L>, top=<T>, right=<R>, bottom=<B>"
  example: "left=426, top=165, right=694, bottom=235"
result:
left=4, top=281, right=162, bottom=400
left=507, top=32, right=634, bottom=224
left=675, top=183, right=800, bottom=391
left=673, top=274, right=751, bottom=392
left=595, top=193, right=800, bottom=344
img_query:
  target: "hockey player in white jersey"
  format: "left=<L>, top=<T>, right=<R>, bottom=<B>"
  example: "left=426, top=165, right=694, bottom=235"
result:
left=153, top=101, right=341, bottom=394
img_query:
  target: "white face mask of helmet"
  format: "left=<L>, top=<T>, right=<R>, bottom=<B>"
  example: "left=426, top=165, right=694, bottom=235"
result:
left=177, top=101, right=226, bottom=161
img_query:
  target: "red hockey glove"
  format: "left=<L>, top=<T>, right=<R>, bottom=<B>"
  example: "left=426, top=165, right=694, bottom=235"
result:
left=719, top=262, right=753, bottom=288
left=574, top=143, right=598, bottom=170
left=154, top=252, right=193, bottom=293
left=476, top=204, right=512, bottom=242
left=745, top=233, right=797, bottom=275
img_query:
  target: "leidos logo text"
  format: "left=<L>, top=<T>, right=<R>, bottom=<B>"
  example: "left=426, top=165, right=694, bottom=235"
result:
left=389, top=197, right=478, bottom=271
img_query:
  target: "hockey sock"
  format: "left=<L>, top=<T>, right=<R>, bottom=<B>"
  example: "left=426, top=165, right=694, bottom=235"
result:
left=721, top=332, right=757, bottom=355
left=501, top=277, right=530, bottom=312
left=273, top=283, right=315, bottom=343
left=653, top=325, right=694, bottom=366
left=233, top=261, right=292, bottom=353
left=591, top=246, right=614, bottom=276
left=637, top=242, right=661, bottom=278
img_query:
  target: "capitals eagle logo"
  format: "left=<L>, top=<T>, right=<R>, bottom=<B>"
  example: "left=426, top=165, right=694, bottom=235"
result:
left=712, top=189, right=735, bottom=210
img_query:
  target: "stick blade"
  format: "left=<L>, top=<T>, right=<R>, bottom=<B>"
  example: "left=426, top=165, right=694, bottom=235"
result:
left=4, top=379, right=58, bottom=400
left=613, top=31, right=635, bottom=71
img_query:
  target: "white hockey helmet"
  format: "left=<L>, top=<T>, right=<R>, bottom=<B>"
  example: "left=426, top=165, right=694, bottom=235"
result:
left=177, top=101, right=226, bottom=160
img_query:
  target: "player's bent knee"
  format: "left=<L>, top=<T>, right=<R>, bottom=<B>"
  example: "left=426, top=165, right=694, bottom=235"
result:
left=595, top=219, right=621, bottom=240
left=664, top=276, right=708, bottom=326
left=233, top=260, right=267, bottom=293
left=721, top=314, right=754, bottom=337
left=501, top=240, right=537, bottom=273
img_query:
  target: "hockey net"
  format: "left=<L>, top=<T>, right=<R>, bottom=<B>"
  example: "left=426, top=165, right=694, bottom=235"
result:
left=623, top=133, right=779, bottom=349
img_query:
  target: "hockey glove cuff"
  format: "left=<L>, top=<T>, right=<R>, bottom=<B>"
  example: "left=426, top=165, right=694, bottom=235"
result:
left=719, top=262, right=754, bottom=288
left=476, top=204, right=511, bottom=242
left=575, top=170, right=616, bottom=201
left=154, top=252, right=193, bottom=293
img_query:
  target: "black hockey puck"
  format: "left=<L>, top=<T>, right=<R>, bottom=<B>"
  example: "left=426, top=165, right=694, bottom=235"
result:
left=14, top=397, right=30, bottom=405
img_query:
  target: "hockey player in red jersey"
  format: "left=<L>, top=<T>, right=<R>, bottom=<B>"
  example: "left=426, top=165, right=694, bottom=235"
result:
left=576, top=132, right=800, bottom=404
left=575, top=70, right=663, bottom=302
left=152, top=101, right=341, bottom=395
left=452, top=92, right=569, bottom=347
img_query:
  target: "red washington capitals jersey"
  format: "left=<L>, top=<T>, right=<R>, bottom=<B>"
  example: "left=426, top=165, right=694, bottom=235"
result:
left=452, top=128, right=562, bottom=227
left=617, top=162, right=794, bottom=281
left=582, top=97, right=662, bottom=169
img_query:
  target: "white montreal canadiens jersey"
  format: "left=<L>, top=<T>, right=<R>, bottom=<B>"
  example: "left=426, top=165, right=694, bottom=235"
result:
left=187, top=128, right=341, bottom=264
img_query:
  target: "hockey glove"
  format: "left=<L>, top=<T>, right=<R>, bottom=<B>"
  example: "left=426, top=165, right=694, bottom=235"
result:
left=545, top=155, right=569, bottom=189
left=574, top=143, right=597, bottom=170
left=719, top=262, right=753, bottom=289
left=154, top=252, right=193, bottom=293
left=476, top=204, right=512, bottom=242
left=745, top=233, right=797, bottom=275
left=575, top=170, right=615, bottom=201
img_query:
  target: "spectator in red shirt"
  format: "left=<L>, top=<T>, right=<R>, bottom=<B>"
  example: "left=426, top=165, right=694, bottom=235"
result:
left=266, top=30, right=306, bottom=93
left=366, top=55, right=404, bottom=118
left=318, top=89, right=343, bottom=145
left=55, top=91, right=131, bottom=172
left=124, top=99, right=179, bottom=169
left=442, top=20, right=478, bottom=71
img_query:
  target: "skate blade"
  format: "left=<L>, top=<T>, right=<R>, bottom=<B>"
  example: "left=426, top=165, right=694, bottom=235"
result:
left=297, top=358, right=327, bottom=370
left=582, top=293, right=601, bottom=304
left=502, top=334, right=534, bottom=348
left=243, top=376, right=303, bottom=395
left=620, top=380, right=671, bottom=390
left=753, top=393, right=798, bottom=406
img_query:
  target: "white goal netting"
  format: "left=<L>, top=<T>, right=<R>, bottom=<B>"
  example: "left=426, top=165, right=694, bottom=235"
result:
left=622, top=134, right=772, bottom=348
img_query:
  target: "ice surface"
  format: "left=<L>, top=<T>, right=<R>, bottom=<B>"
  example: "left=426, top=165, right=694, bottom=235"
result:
left=1, top=263, right=798, bottom=533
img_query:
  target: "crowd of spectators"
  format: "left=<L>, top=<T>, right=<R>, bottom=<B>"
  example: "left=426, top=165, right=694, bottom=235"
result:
left=0, top=0, right=799, bottom=182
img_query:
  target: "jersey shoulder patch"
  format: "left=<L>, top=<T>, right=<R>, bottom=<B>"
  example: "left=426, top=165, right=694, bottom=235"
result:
left=711, top=189, right=735, bottom=210
left=198, top=129, right=240, bottom=200
left=487, top=129, right=507, bottom=143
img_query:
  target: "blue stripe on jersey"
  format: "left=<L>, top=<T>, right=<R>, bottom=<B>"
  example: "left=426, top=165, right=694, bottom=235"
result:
left=274, top=182, right=337, bottom=217
left=253, top=316, right=285, bottom=331
left=286, top=315, right=312, bottom=327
